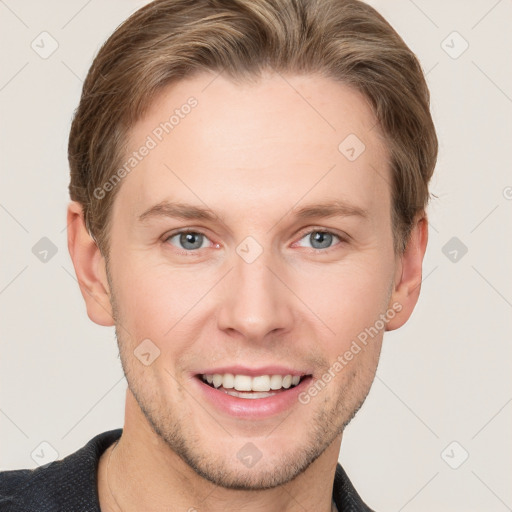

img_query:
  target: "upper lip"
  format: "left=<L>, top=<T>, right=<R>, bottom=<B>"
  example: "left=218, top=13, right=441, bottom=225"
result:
left=194, top=365, right=311, bottom=377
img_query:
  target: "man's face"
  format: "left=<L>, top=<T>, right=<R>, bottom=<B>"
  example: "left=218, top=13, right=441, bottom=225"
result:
left=106, top=71, right=398, bottom=489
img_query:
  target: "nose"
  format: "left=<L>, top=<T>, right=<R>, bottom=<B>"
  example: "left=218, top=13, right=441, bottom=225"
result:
left=216, top=244, right=295, bottom=343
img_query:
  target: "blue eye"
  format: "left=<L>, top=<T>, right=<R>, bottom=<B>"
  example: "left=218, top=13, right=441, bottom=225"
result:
left=166, top=231, right=210, bottom=251
left=164, top=228, right=343, bottom=254
left=297, top=230, right=341, bottom=251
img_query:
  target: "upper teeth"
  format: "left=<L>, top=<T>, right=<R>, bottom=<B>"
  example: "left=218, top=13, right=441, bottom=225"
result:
left=202, top=374, right=301, bottom=391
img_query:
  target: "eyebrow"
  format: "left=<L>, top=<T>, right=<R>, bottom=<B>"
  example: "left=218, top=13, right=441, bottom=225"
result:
left=137, top=199, right=368, bottom=224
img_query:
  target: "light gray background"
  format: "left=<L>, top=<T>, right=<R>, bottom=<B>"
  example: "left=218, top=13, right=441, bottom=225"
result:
left=1, top=1, right=511, bottom=511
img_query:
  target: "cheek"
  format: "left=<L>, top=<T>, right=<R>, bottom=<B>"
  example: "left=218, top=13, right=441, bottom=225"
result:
left=113, top=260, right=214, bottom=348
left=293, top=257, right=393, bottom=344
left=110, top=260, right=168, bottom=333
left=111, top=239, right=394, bottom=355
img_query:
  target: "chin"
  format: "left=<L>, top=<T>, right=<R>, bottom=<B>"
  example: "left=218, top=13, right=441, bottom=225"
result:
left=179, top=444, right=325, bottom=491
left=147, top=408, right=339, bottom=491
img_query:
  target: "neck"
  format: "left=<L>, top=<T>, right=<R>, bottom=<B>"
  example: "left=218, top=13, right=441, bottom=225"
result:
left=97, top=390, right=341, bottom=512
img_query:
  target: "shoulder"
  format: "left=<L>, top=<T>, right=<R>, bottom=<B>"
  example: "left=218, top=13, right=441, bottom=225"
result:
left=0, top=429, right=122, bottom=512
left=333, top=462, right=376, bottom=512
left=0, top=469, right=32, bottom=511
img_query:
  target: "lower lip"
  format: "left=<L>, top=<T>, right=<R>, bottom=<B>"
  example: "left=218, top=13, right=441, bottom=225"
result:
left=193, top=376, right=312, bottom=419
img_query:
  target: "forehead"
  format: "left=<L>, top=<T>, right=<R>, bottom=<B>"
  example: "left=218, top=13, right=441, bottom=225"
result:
left=113, top=71, right=390, bottom=224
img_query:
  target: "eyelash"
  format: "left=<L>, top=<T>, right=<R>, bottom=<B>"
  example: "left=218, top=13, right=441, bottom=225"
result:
left=163, top=227, right=346, bottom=255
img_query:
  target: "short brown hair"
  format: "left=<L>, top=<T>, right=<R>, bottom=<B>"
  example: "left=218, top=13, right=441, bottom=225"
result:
left=68, top=0, right=438, bottom=257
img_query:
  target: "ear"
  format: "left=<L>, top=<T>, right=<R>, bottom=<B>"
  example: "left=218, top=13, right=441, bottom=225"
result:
left=386, top=214, right=429, bottom=331
left=66, top=201, right=114, bottom=326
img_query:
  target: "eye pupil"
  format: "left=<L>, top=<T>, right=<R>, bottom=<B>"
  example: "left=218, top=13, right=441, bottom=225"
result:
left=180, top=232, right=203, bottom=250
left=170, top=230, right=337, bottom=252
left=310, top=231, right=332, bottom=249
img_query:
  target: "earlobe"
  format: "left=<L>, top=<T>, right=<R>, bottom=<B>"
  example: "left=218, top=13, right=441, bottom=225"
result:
left=386, top=215, right=429, bottom=331
left=66, top=201, right=115, bottom=327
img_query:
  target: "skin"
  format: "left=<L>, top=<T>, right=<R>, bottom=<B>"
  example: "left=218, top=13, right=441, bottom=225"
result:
left=67, top=70, right=428, bottom=512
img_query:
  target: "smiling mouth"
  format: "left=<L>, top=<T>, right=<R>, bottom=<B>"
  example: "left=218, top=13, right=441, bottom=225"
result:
left=197, top=373, right=310, bottom=399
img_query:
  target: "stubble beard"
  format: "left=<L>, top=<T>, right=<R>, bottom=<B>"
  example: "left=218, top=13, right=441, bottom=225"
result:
left=115, top=329, right=371, bottom=491
left=106, top=266, right=374, bottom=491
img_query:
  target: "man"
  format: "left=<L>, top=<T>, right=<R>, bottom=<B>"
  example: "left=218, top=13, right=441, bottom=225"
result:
left=0, top=0, right=437, bottom=510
